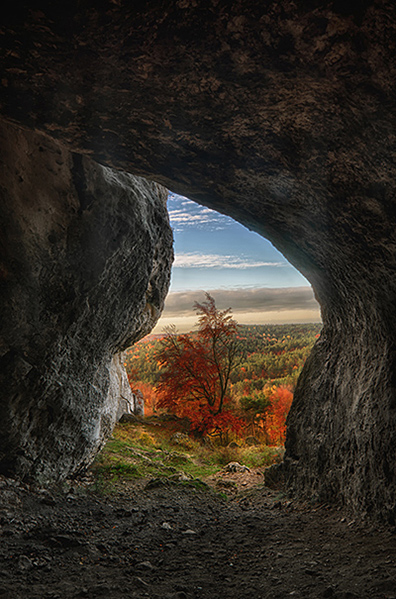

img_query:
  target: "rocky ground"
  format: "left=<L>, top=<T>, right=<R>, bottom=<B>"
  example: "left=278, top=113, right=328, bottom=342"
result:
left=1, top=472, right=396, bottom=599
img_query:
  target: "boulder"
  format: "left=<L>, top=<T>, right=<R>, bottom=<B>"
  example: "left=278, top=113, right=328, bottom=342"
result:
left=223, top=462, right=250, bottom=474
left=0, top=120, right=173, bottom=483
left=108, top=353, right=145, bottom=421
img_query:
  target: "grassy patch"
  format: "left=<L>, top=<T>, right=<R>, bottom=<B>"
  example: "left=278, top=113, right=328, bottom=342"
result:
left=89, top=418, right=284, bottom=492
left=204, top=443, right=283, bottom=470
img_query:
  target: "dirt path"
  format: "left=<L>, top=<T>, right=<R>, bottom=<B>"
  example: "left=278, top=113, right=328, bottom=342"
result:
left=1, top=473, right=396, bottom=599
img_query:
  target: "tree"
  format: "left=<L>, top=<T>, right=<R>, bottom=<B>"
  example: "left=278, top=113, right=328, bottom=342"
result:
left=264, top=386, right=293, bottom=446
left=239, top=391, right=270, bottom=438
left=156, top=293, right=241, bottom=437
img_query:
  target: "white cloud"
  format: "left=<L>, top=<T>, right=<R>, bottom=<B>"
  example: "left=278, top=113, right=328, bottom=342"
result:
left=167, top=194, right=230, bottom=230
left=160, top=287, right=320, bottom=317
left=168, top=211, right=212, bottom=224
left=168, top=212, right=226, bottom=227
left=173, top=252, right=287, bottom=269
left=198, top=207, right=217, bottom=215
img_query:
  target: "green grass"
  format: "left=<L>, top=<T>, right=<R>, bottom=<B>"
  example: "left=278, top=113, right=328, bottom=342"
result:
left=89, top=418, right=284, bottom=493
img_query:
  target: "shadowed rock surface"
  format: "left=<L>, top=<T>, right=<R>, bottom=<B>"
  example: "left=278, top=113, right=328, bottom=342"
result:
left=1, top=1, right=396, bottom=521
left=0, top=120, right=173, bottom=482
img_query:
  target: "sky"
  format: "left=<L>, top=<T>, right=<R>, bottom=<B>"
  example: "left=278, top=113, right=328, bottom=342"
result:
left=153, top=193, right=321, bottom=333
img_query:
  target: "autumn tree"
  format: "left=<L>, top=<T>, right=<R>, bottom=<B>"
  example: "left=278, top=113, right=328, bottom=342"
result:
left=156, top=293, right=241, bottom=437
left=265, top=386, right=293, bottom=445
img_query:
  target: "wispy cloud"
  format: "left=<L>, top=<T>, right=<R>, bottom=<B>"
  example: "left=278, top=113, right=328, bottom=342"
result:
left=161, top=287, right=320, bottom=318
left=173, top=252, right=287, bottom=269
left=168, top=211, right=213, bottom=224
left=168, top=194, right=230, bottom=231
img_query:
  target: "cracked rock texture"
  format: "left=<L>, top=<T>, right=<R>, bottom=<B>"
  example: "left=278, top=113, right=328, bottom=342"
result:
left=0, top=120, right=173, bottom=482
left=1, top=1, right=396, bottom=520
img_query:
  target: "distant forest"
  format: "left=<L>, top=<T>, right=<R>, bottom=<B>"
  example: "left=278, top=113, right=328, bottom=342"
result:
left=124, top=323, right=322, bottom=445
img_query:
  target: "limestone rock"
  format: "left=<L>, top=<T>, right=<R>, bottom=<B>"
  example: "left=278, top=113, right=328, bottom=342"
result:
left=116, top=389, right=144, bottom=421
left=0, top=120, right=173, bottom=482
left=223, top=462, right=250, bottom=474
left=133, top=391, right=145, bottom=419
left=109, top=353, right=144, bottom=421
left=108, top=353, right=136, bottom=424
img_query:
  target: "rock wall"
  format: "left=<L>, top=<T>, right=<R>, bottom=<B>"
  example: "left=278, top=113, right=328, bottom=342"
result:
left=108, top=352, right=143, bottom=423
left=0, top=120, right=173, bottom=483
left=1, top=1, right=396, bottom=520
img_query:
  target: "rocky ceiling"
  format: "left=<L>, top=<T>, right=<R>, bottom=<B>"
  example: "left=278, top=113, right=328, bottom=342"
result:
left=1, top=1, right=396, bottom=523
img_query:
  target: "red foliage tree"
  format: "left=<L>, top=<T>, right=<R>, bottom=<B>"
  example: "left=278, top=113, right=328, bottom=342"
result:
left=264, top=386, right=293, bottom=445
left=156, top=293, right=241, bottom=437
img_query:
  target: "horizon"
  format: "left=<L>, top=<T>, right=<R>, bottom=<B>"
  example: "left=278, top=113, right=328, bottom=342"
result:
left=145, top=320, right=322, bottom=343
left=152, top=193, right=321, bottom=333
left=153, top=287, right=321, bottom=333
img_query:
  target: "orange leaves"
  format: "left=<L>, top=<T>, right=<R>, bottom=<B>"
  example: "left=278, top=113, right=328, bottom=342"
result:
left=155, top=294, right=241, bottom=436
left=124, top=321, right=321, bottom=445
left=264, top=386, right=293, bottom=446
left=167, top=398, right=242, bottom=436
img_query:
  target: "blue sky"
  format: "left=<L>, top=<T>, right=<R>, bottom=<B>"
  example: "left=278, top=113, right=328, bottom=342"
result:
left=153, top=193, right=321, bottom=332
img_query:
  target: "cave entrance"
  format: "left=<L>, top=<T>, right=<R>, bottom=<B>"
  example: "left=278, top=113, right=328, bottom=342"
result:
left=122, top=192, right=321, bottom=454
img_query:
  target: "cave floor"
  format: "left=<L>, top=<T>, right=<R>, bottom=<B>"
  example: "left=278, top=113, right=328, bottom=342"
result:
left=1, top=474, right=396, bottom=599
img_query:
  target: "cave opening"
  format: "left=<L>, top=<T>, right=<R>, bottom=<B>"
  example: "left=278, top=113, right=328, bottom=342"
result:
left=118, top=190, right=322, bottom=464
left=2, top=0, right=396, bottom=585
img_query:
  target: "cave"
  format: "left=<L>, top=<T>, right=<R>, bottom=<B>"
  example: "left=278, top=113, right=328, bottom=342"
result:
left=1, top=1, right=396, bottom=524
